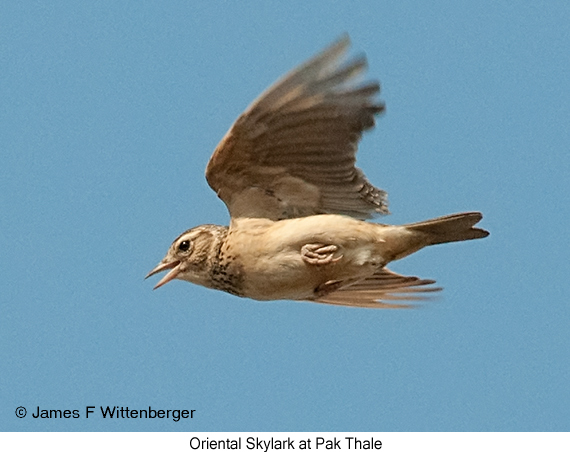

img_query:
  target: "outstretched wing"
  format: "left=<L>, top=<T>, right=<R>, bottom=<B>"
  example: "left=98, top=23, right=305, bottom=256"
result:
left=205, top=35, right=388, bottom=220
left=313, top=268, right=441, bottom=308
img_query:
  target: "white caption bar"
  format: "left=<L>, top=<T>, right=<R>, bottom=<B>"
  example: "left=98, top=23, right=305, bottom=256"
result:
left=2, top=432, right=568, bottom=451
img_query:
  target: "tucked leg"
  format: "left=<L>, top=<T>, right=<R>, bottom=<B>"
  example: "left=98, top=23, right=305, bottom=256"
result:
left=313, top=279, right=345, bottom=298
left=301, top=243, right=342, bottom=265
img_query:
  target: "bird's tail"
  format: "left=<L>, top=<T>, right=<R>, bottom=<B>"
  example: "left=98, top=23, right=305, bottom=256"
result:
left=405, top=212, right=489, bottom=245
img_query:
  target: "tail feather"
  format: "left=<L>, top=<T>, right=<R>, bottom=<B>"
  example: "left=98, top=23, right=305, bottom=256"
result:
left=406, top=212, right=489, bottom=245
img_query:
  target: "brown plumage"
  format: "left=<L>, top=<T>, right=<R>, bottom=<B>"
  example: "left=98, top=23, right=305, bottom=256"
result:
left=146, top=35, right=489, bottom=308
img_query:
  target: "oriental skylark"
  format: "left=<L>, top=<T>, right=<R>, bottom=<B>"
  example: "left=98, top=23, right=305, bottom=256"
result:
left=146, top=36, right=489, bottom=308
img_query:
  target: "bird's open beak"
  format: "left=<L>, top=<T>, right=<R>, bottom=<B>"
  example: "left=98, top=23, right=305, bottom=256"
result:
left=145, top=260, right=181, bottom=290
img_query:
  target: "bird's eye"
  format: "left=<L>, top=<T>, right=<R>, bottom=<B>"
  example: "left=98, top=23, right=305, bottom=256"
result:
left=178, top=240, right=191, bottom=252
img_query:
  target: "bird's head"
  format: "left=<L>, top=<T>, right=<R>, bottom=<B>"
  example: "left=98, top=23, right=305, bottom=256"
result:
left=145, top=224, right=228, bottom=289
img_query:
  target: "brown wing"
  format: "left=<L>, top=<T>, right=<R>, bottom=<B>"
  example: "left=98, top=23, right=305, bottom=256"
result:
left=205, top=35, right=388, bottom=220
left=313, top=268, right=441, bottom=308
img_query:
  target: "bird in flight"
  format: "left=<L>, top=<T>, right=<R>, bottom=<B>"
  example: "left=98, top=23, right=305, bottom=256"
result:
left=146, top=35, right=489, bottom=308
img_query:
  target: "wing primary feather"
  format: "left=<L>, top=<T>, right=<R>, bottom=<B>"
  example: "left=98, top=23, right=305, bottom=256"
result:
left=246, top=35, right=351, bottom=115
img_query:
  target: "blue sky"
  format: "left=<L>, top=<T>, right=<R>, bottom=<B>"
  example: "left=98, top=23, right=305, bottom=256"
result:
left=1, top=1, right=569, bottom=432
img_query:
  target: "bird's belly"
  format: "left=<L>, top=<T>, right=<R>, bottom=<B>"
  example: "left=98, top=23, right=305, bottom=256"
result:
left=231, top=250, right=312, bottom=300
left=238, top=247, right=378, bottom=301
left=227, top=215, right=388, bottom=301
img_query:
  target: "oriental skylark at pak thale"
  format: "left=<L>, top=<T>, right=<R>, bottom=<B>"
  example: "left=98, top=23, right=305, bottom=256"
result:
left=146, top=35, right=489, bottom=308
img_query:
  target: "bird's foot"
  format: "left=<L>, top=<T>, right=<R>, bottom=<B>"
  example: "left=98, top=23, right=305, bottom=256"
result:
left=301, top=243, right=342, bottom=265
